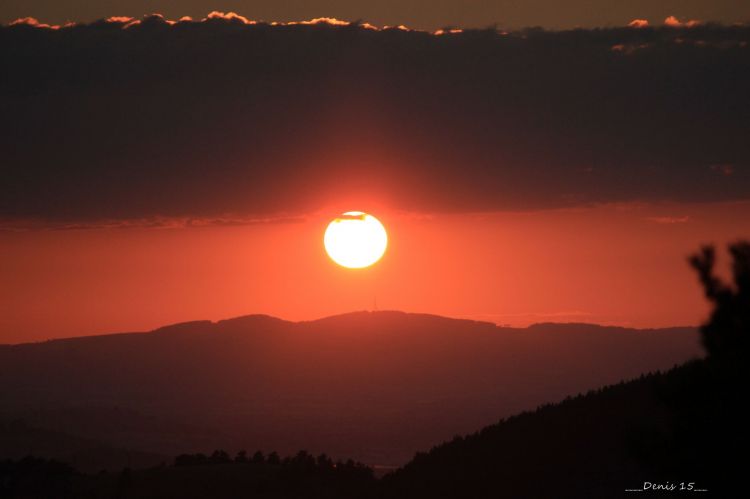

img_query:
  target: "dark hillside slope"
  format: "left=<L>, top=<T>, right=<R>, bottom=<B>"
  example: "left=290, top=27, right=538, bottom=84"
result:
left=4, top=359, right=734, bottom=498
left=381, top=359, right=740, bottom=498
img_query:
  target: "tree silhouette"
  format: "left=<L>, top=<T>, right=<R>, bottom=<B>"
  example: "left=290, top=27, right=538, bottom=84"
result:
left=689, top=241, right=750, bottom=368
left=267, top=451, right=281, bottom=465
left=210, top=450, right=231, bottom=464
left=653, top=240, right=750, bottom=492
left=234, top=450, right=248, bottom=463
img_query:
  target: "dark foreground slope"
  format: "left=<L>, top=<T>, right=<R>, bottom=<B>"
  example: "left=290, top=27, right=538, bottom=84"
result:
left=2, top=357, right=738, bottom=498
left=0, top=312, right=700, bottom=467
left=381, top=359, right=742, bottom=498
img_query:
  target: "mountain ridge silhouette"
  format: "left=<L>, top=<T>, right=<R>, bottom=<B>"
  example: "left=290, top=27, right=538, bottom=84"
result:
left=0, top=310, right=701, bottom=468
left=0, top=310, right=697, bottom=347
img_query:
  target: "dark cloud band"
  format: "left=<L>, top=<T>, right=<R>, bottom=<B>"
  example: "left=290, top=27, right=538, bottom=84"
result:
left=1, top=17, right=749, bottom=225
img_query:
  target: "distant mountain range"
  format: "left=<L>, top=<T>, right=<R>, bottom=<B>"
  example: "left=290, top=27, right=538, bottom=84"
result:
left=0, top=311, right=701, bottom=470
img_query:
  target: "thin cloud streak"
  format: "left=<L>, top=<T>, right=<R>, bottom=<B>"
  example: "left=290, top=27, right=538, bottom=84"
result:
left=0, top=215, right=307, bottom=232
left=647, top=216, right=691, bottom=224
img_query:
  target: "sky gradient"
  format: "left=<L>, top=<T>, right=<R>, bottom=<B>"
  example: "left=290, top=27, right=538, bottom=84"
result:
left=1, top=17, right=748, bottom=343
left=2, top=201, right=747, bottom=343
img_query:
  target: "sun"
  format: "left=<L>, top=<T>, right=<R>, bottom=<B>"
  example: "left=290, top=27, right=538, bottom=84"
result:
left=324, top=212, right=388, bottom=269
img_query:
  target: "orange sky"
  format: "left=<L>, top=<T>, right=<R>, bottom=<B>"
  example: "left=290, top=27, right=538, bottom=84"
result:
left=2, top=201, right=747, bottom=344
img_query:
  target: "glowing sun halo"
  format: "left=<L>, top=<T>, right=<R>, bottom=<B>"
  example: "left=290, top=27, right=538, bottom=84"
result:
left=324, top=212, right=388, bottom=269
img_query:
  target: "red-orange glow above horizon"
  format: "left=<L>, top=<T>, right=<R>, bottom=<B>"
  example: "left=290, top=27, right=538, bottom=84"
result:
left=1, top=201, right=748, bottom=344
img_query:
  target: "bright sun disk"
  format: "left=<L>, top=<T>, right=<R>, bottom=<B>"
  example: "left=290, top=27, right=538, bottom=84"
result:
left=324, top=211, right=388, bottom=269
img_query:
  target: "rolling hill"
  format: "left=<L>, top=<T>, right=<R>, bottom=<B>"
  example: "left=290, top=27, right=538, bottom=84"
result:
left=0, top=311, right=701, bottom=468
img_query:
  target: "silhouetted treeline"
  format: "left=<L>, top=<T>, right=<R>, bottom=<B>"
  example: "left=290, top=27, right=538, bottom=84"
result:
left=173, top=448, right=371, bottom=476
left=173, top=449, right=276, bottom=466
left=1, top=449, right=374, bottom=499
